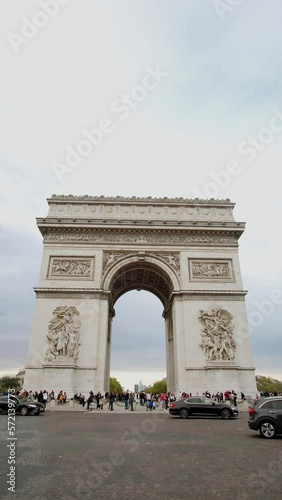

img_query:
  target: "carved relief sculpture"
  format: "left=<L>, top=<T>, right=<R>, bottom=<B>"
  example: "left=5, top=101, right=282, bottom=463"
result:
left=157, top=253, right=180, bottom=276
left=48, top=257, right=93, bottom=278
left=103, top=252, right=123, bottom=271
left=199, top=307, right=236, bottom=362
left=190, top=260, right=232, bottom=280
left=44, top=306, right=81, bottom=362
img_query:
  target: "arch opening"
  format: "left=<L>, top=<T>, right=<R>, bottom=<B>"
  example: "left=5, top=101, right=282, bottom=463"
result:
left=109, top=262, right=174, bottom=312
left=104, top=261, right=176, bottom=392
left=110, top=290, right=166, bottom=390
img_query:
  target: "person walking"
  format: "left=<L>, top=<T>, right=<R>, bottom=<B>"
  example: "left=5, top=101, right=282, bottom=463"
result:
left=160, top=392, right=166, bottom=410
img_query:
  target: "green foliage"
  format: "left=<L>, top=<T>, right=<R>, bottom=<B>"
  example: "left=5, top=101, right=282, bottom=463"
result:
left=110, top=377, right=123, bottom=394
left=0, top=376, right=21, bottom=394
left=256, top=376, right=282, bottom=394
left=145, top=378, right=167, bottom=394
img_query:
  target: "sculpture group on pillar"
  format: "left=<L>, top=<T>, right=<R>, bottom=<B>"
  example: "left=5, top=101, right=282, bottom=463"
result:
left=44, top=306, right=81, bottom=362
left=199, top=307, right=236, bottom=362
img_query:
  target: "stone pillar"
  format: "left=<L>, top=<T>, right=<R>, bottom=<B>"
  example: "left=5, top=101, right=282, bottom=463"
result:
left=95, top=296, right=111, bottom=392
left=165, top=313, right=175, bottom=393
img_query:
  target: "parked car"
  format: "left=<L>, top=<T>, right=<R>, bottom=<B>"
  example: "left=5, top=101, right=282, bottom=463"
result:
left=248, top=397, right=282, bottom=439
left=0, top=395, right=45, bottom=416
left=169, top=396, right=238, bottom=419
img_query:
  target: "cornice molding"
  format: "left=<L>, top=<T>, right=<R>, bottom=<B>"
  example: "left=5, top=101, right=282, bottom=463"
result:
left=34, top=288, right=110, bottom=299
left=37, top=218, right=245, bottom=229
left=172, top=290, right=247, bottom=301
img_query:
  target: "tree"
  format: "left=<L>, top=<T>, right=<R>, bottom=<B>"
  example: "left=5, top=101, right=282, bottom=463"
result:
left=145, top=378, right=167, bottom=394
left=256, top=376, right=282, bottom=394
left=110, top=377, right=123, bottom=394
left=0, top=376, right=21, bottom=394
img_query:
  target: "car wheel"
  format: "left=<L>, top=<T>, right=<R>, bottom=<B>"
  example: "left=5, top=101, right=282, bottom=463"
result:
left=20, top=406, right=28, bottom=416
left=259, top=421, right=277, bottom=439
left=221, top=409, right=231, bottom=420
left=179, top=408, right=189, bottom=419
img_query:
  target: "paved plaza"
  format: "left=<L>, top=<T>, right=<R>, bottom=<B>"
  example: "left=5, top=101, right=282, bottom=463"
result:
left=0, top=409, right=281, bottom=500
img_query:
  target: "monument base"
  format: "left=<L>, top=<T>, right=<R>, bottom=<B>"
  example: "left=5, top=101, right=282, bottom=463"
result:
left=24, top=366, right=98, bottom=397
left=184, top=366, right=257, bottom=397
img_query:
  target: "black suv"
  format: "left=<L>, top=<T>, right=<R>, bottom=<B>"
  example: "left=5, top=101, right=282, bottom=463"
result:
left=248, top=397, right=282, bottom=439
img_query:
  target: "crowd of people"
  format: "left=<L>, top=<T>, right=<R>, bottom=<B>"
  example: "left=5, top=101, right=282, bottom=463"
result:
left=5, top=387, right=281, bottom=410
left=71, top=389, right=245, bottom=410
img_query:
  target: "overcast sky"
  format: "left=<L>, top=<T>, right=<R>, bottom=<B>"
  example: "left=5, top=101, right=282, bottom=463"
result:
left=0, top=1, right=281, bottom=390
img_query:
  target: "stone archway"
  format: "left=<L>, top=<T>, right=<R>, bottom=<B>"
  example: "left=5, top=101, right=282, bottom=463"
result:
left=24, top=195, right=257, bottom=396
left=102, top=255, right=180, bottom=392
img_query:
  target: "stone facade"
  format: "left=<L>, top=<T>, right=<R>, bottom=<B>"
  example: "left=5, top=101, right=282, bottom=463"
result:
left=24, top=196, right=257, bottom=396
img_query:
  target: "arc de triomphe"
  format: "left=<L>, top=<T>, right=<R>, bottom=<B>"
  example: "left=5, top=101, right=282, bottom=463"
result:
left=24, top=195, right=257, bottom=396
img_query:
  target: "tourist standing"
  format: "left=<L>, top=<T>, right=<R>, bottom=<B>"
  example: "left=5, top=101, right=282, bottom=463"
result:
left=124, top=390, right=129, bottom=411
left=129, top=393, right=134, bottom=411
left=43, top=390, right=48, bottom=407
left=109, top=393, right=115, bottom=411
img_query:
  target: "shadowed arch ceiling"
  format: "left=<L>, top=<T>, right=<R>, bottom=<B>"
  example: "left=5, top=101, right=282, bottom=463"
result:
left=110, top=263, right=173, bottom=308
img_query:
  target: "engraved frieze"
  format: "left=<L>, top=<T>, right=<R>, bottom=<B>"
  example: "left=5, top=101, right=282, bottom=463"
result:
left=48, top=257, right=94, bottom=279
left=43, top=230, right=238, bottom=247
left=189, top=259, right=233, bottom=281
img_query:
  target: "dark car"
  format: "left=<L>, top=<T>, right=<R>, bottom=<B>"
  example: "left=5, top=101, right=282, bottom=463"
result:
left=169, top=396, right=238, bottom=419
left=248, top=396, right=282, bottom=439
left=0, top=395, right=45, bottom=416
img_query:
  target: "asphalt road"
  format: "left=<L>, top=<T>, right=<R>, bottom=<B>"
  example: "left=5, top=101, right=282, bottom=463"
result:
left=0, top=411, right=281, bottom=500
